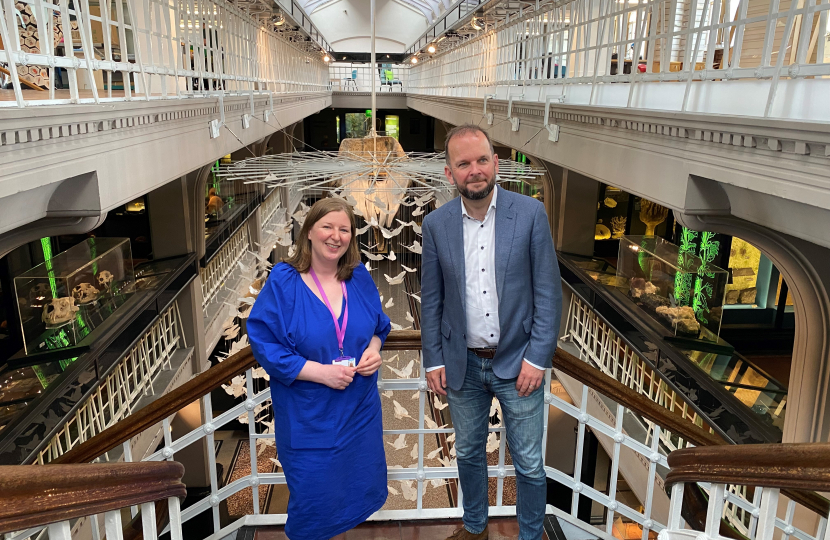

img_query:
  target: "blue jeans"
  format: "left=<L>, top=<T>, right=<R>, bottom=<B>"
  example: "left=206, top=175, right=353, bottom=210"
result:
left=447, top=350, right=546, bottom=540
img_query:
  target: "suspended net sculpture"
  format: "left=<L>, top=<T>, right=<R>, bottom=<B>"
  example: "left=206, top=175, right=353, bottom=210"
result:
left=215, top=137, right=546, bottom=198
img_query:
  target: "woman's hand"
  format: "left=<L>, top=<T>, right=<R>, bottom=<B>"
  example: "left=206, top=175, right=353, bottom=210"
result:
left=355, top=336, right=383, bottom=376
left=321, top=364, right=356, bottom=390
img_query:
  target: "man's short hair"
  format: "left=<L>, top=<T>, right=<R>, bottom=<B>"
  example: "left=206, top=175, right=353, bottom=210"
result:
left=444, top=124, right=495, bottom=166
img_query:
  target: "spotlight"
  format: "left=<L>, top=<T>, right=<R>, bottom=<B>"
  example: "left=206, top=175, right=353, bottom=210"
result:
left=411, top=56, right=419, bottom=64
left=471, top=16, right=483, bottom=30
left=323, top=54, right=330, bottom=62
left=272, top=12, right=285, bottom=26
left=427, top=44, right=436, bottom=53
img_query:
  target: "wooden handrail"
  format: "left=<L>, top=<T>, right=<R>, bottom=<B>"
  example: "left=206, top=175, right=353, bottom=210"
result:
left=552, top=347, right=727, bottom=447
left=52, top=330, right=420, bottom=465
left=667, top=444, right=830, bottom=515
left=0, top=462, right=185, bottom=534
left=53, top=347, right=259, bottom=464
left=49, top=330, right=828, bottom=518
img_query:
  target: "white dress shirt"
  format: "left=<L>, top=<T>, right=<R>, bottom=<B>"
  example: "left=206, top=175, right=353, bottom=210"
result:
left=426, top=186, right=544, bottom=372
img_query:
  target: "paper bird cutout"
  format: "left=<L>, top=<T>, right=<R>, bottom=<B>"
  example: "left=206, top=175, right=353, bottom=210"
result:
left=385, top=271, right=406, bottom=285
left=388, top=433, right=407, bottom=450
left=393, top=400, right=412, bottom=419
left=361, top=249, right=384, bottom=261
left=389, top=359, right=414, bottom=378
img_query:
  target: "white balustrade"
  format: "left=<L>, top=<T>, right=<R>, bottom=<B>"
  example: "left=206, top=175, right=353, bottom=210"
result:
left=35, top=299, right=186, bottom=465
left=200, top=224, right=250, bottom=309
left=406, top=0, right=830, bottom=118
left=0, top=0, right=329, bottom=108
left=563, top=289, right=714, bottom=452
left=328, top=64, right=408, bottom=92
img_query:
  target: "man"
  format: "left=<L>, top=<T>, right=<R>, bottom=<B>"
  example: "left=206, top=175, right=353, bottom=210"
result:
left=421, top=125, right=562, bottom=540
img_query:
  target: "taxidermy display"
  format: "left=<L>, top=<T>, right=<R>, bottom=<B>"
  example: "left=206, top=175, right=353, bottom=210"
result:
left=42, top=297, right=80, bottom=326
left=72, top=283, right=100, bottom=304
left=206, top=188, right=224, bottom=214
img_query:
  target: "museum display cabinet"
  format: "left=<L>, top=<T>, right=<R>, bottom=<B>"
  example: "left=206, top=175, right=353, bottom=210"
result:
left=14, top=238, right=135, bottom=356
left=558, top=251, right=785, bottom=443
left=0, top=253, right=197, bottom=463
left=616, top=236, right=728, bottom=341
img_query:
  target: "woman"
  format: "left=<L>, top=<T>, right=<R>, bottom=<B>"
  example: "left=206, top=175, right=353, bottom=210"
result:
left=248, top=197, right=391, bottom=540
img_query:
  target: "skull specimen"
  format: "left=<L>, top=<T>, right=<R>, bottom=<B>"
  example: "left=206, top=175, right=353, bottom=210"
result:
left=29, top=283, right=51, bottom=307
left=42, top=297, right=80, bottom=325
left=97, top=270, right=114, bottom=288
left=72, top=283, right=100, bottom=304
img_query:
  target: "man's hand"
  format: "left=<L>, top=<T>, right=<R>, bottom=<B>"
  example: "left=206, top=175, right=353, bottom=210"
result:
left=355, top=344, right=383, bottom=376
left=426, top=367, right=448, bottom=396
left=516, top=362, right=544, bottom=397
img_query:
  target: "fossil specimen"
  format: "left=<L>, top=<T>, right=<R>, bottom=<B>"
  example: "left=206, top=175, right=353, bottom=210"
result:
left=72, top=283, right=100, bottom=304
left=97, top=270, right=114, bottom=288
left=610, top=216, right=626, bottom=238
left=639, top=199, right=669, bottom=236
left=29, top=283, right=51, bottom=307
left=595, top=224, right=611, bottom=240
left=42, top=297, right=80, bottom=326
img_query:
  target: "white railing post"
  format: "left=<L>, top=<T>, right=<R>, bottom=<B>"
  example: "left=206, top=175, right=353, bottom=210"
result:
left=755, top=487, right=780, bottom=540
left=140, top=502, right=158, bottom=540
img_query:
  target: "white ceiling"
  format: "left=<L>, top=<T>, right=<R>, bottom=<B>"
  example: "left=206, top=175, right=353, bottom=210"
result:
left=300, top=0, right=437, bottom=52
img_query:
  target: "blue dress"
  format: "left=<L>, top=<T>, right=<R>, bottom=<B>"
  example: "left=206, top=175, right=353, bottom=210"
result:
left=247, top=262, right=391, bottom=540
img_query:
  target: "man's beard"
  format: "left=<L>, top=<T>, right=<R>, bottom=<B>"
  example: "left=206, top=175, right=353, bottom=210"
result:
left=455, top=174, right=496, bottom=201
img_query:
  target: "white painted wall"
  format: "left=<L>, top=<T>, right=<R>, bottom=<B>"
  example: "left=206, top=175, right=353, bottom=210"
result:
left=311, top=0, right=429, bottom=52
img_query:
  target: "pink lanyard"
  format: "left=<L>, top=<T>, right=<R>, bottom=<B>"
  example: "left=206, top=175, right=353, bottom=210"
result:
left=309, top=268, right=349, bottom=356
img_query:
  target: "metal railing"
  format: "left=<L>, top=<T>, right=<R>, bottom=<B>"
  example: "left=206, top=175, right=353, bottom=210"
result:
left=406, top=0, right=830, bottom=118
left=34, top=300, right=186, bottom=465
left=200, top=223, right=250, bottom=309
left=328, top=64, right=408, bottom=92
left=0, top=0, right=329, bottom=108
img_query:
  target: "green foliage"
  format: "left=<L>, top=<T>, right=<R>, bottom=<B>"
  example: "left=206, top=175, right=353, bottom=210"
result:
left=693, top=277, right=713, bottom=325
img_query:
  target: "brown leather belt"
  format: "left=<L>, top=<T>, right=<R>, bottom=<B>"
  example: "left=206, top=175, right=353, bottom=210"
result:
left=468, top=347, right=497, bottom=359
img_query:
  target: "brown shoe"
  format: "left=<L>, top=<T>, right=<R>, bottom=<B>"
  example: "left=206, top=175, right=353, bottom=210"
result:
left=447, top=525, right=489, bottom=540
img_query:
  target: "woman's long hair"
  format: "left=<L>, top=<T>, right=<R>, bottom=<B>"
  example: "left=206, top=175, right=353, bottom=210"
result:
left=285, top=197, right=361, bottom=281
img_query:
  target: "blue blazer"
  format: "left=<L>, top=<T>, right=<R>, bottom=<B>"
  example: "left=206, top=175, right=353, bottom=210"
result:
left=420, top=188, right=562, bottom=391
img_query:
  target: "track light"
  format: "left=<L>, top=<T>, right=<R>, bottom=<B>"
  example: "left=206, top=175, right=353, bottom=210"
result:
left=427, top=44, right=436, bottom=53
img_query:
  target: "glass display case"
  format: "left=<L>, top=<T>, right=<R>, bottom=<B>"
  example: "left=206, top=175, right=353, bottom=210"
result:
left=616, top=235, right=728, bottom=340
left=14, top=238, right=135, bottom=355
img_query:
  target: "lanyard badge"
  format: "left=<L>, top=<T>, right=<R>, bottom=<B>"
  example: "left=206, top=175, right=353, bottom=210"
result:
left=309, top=269, right=354, bottom=367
